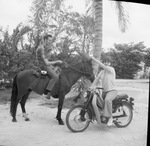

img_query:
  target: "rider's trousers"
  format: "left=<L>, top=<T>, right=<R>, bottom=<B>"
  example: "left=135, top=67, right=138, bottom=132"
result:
left=45, top=65, right=58, bottom=92
left=102, top=90, right=118, bottom=118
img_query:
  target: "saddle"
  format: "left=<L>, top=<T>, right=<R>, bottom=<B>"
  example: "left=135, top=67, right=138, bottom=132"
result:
left=32, top=66, right=62, bottom=96
left=33, top=66, right=62, bottom=77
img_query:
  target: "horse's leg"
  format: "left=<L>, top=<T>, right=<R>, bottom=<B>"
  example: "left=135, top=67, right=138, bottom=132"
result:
left=20, top=90, right=31, bottom=121
left=56, top=95, right=65, bottom=125
left=12, top=85, right=29, bottom=122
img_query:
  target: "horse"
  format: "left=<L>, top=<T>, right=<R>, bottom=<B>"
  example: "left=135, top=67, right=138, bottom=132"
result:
left=10, top=53, right=95, bottom=125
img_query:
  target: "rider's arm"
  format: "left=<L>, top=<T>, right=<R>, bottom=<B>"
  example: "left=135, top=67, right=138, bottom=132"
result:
left=45, top=60, right=62, bottom=66
left=40, top=47, right=62, bottom=66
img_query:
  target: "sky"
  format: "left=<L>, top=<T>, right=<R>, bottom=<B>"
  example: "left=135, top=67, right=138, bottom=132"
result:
left=0, top=0, right=150, bottom=50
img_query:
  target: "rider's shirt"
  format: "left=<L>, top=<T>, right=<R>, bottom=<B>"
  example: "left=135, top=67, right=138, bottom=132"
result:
left=36, top=44, right=46, bottom=70
left=99, top=66, right=116, bottom=92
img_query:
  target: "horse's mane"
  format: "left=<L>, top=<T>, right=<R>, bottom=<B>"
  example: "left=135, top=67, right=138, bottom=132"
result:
left=57, top=54, right=82, bottom=70
left=65, top=54, right=82, bottom=64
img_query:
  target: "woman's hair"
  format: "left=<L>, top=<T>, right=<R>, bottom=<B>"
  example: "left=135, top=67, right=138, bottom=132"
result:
left=43, top=34, right=52, bottom=41
left=101, top=52, right=111, bottom=63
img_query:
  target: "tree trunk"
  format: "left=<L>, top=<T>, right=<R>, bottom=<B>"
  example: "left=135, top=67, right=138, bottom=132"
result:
left=93, top=0, right=103, bottom=60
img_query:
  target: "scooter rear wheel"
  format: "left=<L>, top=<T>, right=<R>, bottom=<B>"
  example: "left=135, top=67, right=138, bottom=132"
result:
left=66, top=105, right=91, bottom=132
left=113, top=102, right=133, bottom=128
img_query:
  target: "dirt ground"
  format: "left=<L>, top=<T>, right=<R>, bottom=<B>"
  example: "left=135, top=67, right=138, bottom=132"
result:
left=0, top=79, right=149, bottom=146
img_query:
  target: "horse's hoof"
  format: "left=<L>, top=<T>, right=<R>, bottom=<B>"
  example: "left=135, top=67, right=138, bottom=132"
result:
left=59, top=120, right=65, bottom=125
left=25, top=118, right=30, bottom=121
left=12, top=118, right=17, bottom=122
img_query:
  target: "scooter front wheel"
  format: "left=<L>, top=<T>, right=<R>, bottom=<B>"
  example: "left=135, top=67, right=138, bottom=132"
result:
left=66, top=105, right=91, bottom=132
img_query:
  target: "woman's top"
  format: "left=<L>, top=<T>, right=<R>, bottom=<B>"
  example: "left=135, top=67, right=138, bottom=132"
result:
left=91, top=66, right=116, bottom=92
left=98, top=66, right=116, bottom=92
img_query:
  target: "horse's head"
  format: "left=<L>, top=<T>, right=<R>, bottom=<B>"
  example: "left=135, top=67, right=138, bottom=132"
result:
left=78, top=52, right=95, bottom=82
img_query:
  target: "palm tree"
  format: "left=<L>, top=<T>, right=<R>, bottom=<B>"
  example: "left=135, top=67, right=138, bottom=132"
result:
left=31, top=0, right=129, bottom=61
left=86, top=0, right=129, bottom=60
left=93, top=0, right=103, bottom=59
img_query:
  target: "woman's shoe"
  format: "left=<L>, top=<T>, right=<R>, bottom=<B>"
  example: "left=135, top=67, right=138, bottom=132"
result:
left=101, top=116, right=108, bottom=123
left=107, top=117, right=113, bottom=126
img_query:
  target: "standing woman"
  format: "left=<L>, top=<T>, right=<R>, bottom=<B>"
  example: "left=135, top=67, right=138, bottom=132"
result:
left=36, top=34, right=63, bottom=99
left=90, top=56, right=117, bottom=126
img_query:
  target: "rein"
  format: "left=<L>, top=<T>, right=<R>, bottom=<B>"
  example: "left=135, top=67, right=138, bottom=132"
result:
left=63, top=61, right=92, bottom=76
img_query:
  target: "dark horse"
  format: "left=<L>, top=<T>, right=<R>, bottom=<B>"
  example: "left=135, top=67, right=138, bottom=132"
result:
left=10, top=53, right=94, bottom=125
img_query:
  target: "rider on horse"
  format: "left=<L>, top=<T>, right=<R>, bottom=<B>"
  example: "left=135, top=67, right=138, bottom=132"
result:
left=36, top=34, right=63, bottom=99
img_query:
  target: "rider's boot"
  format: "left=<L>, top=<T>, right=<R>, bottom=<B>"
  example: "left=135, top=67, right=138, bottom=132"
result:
left=46, top=91, right=51, bottom=99
left=41, top=90, right=51, bottom=99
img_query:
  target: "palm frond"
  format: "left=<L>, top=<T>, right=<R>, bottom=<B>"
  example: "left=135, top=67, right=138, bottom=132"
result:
left=31, top=0, right=48, bottom=29
left=11, top=24, right=31, bottom=49
left=85, top=0, right=94, bottom=17
left=114, top=1, right=130, bottom=33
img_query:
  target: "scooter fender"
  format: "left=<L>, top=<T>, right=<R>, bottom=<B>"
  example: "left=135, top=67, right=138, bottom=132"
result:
left=127, top=97, right=134, bottom=110
left=71, top=103, right=94, bottom=119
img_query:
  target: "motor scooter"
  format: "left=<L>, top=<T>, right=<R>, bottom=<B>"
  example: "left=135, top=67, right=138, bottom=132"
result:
left=66, top=87, right=134, bottom=132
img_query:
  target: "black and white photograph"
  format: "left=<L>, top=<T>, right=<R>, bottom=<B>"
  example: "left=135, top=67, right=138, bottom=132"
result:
left=0, top=0, right=149, bottom=146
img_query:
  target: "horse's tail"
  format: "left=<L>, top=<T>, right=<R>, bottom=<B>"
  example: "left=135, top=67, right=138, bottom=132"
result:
left=10, top=74, right=18, bottom=117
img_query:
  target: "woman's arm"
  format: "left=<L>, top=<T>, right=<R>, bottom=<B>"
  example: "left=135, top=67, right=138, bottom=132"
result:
left=90, top=72, right=101, bottom=89
left=91, top=56, right=111, bottom=72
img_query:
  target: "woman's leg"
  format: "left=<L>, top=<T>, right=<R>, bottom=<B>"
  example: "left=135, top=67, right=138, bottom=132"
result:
left=92, top=94, right=101, bottom=124
left=103, top=90, right=117, bottom=117
left=103, top=90, right=117, bottom=126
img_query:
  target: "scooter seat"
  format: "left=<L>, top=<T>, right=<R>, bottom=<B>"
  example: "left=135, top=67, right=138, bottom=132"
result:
left=113, top=94, right=129, bottom=104
left=116, top=94, right=128, bottom=99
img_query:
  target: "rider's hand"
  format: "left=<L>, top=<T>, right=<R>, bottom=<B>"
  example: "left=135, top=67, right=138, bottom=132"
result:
left=57, top=60, right=63, bottom=64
